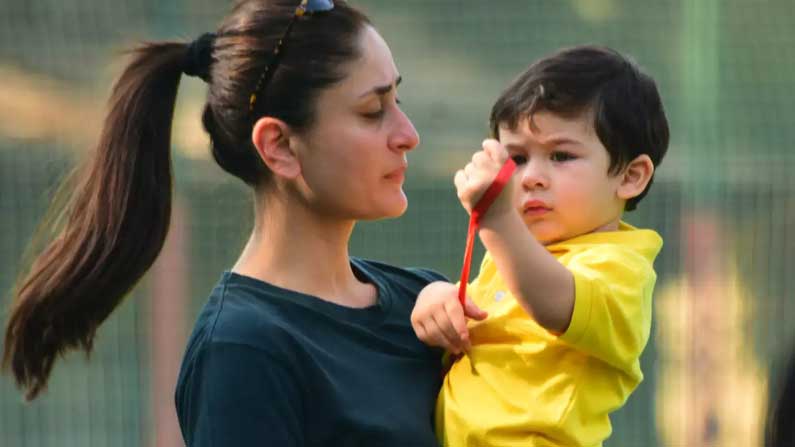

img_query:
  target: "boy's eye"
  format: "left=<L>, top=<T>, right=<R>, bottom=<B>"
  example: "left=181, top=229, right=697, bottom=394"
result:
left=551, top=151, right=575, bottom=162
left=510, top=154, right=528, bottom=165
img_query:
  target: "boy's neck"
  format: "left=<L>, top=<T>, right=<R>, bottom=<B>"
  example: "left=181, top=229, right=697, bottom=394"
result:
left=537, top=215, right=623, bottom=246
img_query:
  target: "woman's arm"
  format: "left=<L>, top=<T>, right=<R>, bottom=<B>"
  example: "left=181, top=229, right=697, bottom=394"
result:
left=177, top=342, right=304, bottom=446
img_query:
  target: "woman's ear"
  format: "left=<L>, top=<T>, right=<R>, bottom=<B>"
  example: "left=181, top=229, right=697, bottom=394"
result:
left=251, top=117, right=301, bottom=179
left=616, top=154, right=655, bottom=201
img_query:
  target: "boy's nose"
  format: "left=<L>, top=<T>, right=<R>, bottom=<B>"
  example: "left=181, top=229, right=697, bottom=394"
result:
left=520, top=162, right=549, bottom=190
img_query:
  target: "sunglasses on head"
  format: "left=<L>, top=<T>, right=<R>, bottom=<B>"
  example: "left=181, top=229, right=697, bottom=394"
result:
left=249, top=0, right=335, bottom=113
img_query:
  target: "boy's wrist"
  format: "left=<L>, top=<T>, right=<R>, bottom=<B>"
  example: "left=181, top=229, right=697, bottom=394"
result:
left=477, top=210, right=523, bottom=237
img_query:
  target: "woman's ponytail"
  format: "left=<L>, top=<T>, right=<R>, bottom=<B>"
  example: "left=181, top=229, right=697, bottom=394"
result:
left=3, top=42, right=188, bottom=400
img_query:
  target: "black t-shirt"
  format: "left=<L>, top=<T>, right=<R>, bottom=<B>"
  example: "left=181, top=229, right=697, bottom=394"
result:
left=175, top=258, right=446, bottom=447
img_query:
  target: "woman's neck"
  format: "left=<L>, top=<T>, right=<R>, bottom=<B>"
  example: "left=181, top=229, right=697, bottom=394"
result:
left=232, top=195, right=375, bottom=308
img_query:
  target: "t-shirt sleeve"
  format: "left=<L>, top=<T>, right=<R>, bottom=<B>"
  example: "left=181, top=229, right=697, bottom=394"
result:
left=558, top=246, right=657, bottom=375
left=179, top=342, right=304, bottom=447
left=406, top=267, right=449, bottom=284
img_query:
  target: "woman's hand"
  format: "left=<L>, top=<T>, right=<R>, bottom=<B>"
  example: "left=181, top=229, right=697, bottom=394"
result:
left=410, top=281, right=487, bottom=354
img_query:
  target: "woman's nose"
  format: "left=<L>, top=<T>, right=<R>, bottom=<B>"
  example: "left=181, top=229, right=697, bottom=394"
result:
left=388, top=107, right=420, bottom=152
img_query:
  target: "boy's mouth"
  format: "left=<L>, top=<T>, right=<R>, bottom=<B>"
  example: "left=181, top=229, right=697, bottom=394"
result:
left=522, top=199, right=552, bottom=216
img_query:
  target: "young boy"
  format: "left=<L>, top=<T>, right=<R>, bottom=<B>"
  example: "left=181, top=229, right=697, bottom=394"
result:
left=411, top=45, right=669, bottom=447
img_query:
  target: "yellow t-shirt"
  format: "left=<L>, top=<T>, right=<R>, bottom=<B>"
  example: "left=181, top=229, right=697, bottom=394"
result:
left=436, top=222, right=663, bottom=447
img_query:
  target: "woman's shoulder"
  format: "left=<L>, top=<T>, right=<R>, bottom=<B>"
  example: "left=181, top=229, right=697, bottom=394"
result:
left=351, top=257, right=447, bottom=287
left=189, top=272, right=304, bottom=354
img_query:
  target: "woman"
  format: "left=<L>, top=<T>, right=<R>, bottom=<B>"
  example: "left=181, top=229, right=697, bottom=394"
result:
left=3, top=0, right=445, bottom=444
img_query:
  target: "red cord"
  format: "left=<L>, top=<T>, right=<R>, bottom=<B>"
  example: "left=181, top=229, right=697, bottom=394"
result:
left=457, top=159, right=516, bottom=306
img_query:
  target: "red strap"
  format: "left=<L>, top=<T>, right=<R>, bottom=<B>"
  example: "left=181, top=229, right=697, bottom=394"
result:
left=458, top=159, right=516, bottom=306
left=458, top=219, right=479, bottom=306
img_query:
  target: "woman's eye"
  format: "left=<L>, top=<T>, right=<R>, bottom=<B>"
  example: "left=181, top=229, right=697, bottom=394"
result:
left=363, top=109, right=385, bottom=120
left=551, top=151, right=575, bottom=162
left=510, top=154, right=528, bottom=165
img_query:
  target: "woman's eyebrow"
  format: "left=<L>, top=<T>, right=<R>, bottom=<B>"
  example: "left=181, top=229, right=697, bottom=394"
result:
left=359, top=75, right=402, bottom=98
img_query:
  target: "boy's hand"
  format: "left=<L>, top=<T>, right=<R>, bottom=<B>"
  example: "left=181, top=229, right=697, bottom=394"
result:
left=454, top=139, right=516, bottom=222
left=411, top=281, right=488, bottom=354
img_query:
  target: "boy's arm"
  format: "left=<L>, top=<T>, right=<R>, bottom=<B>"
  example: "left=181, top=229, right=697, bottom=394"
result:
left=478, top=214, right=574, bottom=333
left=455, top=139, right=574, bottom=333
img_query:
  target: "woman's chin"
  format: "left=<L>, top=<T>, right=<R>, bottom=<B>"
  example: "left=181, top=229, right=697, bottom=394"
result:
left=363, top=194, right=408, bottom=221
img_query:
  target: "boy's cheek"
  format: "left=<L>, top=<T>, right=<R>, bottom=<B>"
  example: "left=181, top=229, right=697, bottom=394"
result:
left=511, top=189, right=524, bottom=212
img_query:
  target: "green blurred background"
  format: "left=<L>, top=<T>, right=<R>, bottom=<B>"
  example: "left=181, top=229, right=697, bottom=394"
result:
left=1, top=1, right=793, bottom=446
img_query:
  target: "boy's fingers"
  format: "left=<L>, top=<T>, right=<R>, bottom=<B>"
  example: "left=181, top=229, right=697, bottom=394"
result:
left=463, top=162, right=478, bottom=179
left=454, top=170, right=467, bottom=195
left=417, top=320, right=447, bottom=349
left=413, top=321, right=428, bottom=341
left=482, top=138, right=509, bottom=163
left=472, top=151, right=491, bottom=169
left=454, top=170, right=479, bottom=213
left=431, top=311, right=464, bottom=353
left=443, top=298, right=471, bottom=350
left=464, top=297, right=489, bottom=321
left=427, top=318, right=461, bottom=354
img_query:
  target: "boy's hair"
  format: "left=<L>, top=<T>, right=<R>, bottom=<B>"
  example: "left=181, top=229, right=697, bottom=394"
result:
left=489, top=45, right=669, bottom=211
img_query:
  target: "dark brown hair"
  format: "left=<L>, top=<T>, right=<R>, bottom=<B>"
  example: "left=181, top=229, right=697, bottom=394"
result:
left=767, top=344, right=795, bottom=447
left=490, top=45, right=670, bottom=211
left=3, top=0, right=370, bottom=400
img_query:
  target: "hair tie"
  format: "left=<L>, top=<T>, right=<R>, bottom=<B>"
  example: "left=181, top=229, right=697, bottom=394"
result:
left=183, top=32, right=217, bottom=82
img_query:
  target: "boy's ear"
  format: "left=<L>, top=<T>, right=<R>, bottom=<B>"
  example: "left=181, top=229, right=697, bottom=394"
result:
left=616, top=154, right=655, bottom=201
left=251, top=117, right=301, bottom=179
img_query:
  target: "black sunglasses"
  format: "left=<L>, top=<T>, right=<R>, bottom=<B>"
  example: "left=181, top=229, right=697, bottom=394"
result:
left=249, top=0, right=335, bottom=113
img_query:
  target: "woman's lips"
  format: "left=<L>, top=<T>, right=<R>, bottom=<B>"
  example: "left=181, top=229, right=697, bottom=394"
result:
left=384, top=166, right=407, bottom=182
